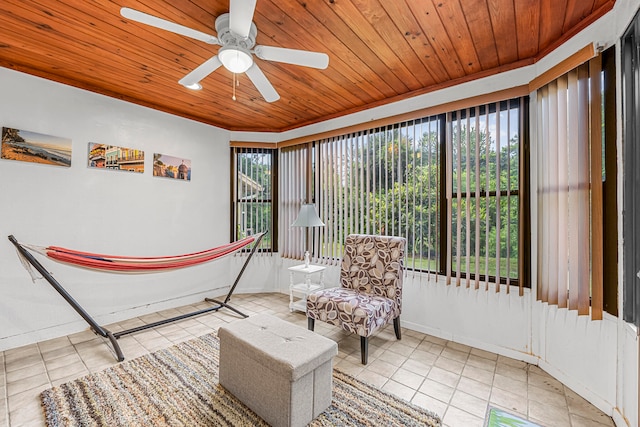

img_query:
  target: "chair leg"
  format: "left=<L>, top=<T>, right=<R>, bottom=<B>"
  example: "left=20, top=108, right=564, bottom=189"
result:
left=307, top=317, right=315, bottom=331
left=360, top=336, right=368, bottom=365
left=393, top=317, right=401, bottom=340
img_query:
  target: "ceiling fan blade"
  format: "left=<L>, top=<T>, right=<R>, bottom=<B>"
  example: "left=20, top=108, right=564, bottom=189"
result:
left=121, top=7, right=218, bottom=44
left=245, top=64, right=280, bottom=103
left=229, top=0, right=257, bottom=38
left=178, top=56, right=223, bottom=87
left=254, top=45, right=329, bottom=69
left=254, top=45, right=329, bottom=70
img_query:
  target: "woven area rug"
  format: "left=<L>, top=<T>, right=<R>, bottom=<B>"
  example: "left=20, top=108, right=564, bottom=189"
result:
left=41, top=331, right=441, bottom=426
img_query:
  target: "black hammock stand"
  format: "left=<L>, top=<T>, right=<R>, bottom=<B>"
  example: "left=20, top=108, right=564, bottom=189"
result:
left=8, top=232, right=266, bottom=362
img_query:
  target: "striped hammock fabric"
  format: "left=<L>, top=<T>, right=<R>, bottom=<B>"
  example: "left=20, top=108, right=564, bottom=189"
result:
left=21, top=233, right=262, bottom=273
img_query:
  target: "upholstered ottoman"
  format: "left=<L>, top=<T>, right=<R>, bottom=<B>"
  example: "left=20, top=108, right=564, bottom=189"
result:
left=218, top=313, right=338, bottom=427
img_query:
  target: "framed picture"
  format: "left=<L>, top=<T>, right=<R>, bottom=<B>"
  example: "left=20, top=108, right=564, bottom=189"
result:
left=1, top=127, right=71, bottom=167
left=88, top=143, right=144, bottom=173
left=153, top=153, right=191, bottom=181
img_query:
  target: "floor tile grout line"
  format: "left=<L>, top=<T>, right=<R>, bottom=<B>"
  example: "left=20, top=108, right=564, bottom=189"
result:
left=2, top=294, right=615, bottom=427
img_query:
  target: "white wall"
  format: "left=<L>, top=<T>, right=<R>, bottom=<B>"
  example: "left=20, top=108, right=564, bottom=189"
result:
left=0, top=67, right=237, bottom=351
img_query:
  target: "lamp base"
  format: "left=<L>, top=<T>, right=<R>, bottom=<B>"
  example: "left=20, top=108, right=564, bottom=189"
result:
left=304, top=250, right=310, bottom=268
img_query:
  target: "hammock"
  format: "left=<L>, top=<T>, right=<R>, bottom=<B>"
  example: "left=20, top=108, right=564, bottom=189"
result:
left=8, top=233, right=266, bottom=362
left=23, top=233, right=261, bottom=272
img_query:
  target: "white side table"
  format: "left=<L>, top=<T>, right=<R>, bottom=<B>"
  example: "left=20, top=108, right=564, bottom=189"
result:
left=288, top=264, right=325, bottom=313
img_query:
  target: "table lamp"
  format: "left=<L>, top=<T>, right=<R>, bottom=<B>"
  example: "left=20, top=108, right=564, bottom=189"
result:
left=291, top=203, right=325, bottom=267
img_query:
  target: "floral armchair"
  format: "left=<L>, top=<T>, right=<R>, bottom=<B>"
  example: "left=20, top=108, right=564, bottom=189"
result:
left=306, top=234, right=406, bottom=364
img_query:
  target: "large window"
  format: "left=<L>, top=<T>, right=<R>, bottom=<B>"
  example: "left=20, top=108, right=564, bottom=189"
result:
left=314, top=117, right=444, bottom=274
left=231, top=147, right=277, bottom=252
left=278, top=97, right=527, bottom=291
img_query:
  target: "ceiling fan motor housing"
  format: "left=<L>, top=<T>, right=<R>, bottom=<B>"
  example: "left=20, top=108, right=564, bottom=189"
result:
left=215, top=13, right=257, bottom=50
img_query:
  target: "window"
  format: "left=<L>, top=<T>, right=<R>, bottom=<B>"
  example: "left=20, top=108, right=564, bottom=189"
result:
left=278, top=98, right=528, bottom=292
left=448, top=100, right=523, bottom=290
left=314, top=117, right=445, bottom=275
left=231, top=147, right=277, bottom=252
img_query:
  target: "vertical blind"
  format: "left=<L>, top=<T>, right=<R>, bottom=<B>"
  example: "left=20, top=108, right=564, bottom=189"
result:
left=312, top=118, right=444, bottom=271
left=446, top=100, right=522, bottom=293
left=279, top=145, right=309, bottom=260
left=278, top=101, right=524, bottom=295
left=535, top=58, right=603, bottom=319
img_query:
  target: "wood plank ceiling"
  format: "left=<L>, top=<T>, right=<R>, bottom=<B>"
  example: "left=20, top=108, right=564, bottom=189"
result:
left=0, top=0, right=614, bottom=132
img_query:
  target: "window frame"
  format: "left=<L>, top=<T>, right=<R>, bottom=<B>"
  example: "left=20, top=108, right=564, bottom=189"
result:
left=301, top=98, right=529, bottom=289
left=446, top=99, right=527, bottom=288
left=622, top=18, right=639, bottom=326
left=230, top=147, right=278, bottom=253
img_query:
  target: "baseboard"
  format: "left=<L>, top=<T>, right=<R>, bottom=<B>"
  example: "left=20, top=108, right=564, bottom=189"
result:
left=401, top=319, right=539, bottom=365
left=538, top=360, right=615, bottom=421
left=611, top=408, right=632, bottom=427
left=0, top=286, right=230, bottom=352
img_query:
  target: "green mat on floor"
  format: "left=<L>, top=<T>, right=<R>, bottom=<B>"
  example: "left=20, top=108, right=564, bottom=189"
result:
left=486, top=407, right=543, bottom=427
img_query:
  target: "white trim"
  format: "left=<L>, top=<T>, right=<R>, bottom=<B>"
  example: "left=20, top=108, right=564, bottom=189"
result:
left=402, top=318, right=539, bottom=366
left=538, top=359, right=615, bottom=418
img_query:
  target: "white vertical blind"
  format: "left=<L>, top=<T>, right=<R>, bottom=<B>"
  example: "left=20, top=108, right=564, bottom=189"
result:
left=495, top=102, right=502, bottom=293
left=308, top=120, right=443, bottom=268
left=536, top=59, right=603, bottom=318
left=557, top=75, right=569, bottom=308
left=279, top=146, right=307, bottom=260
left=278, top=100, right=523, bottom=293
left=483, top=106, right=491, bottom=291
left=446, top=114, right=454, bottom=285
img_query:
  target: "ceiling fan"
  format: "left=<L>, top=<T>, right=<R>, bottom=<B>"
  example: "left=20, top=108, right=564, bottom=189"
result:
left=120, top=0, right=329, bottom=103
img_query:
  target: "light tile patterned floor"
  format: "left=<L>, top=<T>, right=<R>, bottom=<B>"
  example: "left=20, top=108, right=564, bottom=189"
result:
left=0, top=293, right=615, bottom=427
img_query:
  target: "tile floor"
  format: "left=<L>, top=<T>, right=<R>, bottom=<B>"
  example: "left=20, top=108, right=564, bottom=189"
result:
left=1, top=293, right=615, bottom=427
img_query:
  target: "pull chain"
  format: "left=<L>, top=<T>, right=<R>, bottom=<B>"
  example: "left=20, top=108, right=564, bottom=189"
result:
left=232, top=73, right=241, bottom=101
left=232, top=73, right=237, bottom=101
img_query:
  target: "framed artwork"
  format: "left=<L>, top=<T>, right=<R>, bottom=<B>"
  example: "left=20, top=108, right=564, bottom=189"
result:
left=88, top=143, right=144, bottom=173
left=153, top=153, right=191, bottom=181
left=1, top=127, right=71, bottom=167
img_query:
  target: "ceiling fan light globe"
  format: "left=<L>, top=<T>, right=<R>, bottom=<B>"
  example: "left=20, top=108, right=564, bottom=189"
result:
left=218, top=46, right=253, bottom=73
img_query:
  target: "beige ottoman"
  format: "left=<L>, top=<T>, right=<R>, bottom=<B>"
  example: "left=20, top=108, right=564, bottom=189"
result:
left=218, top=314, right=338, bottom=427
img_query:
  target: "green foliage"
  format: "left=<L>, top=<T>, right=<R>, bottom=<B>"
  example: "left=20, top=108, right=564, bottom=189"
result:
left=233, top=106, right=523, bottom=279
left=238, top=152, right=273, bottom=199
left=236, top=151, right=274, bottom=249
left=323, top=112, right=521, bottom=280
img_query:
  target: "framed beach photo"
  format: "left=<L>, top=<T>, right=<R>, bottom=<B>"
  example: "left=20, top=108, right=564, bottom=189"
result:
left=1, top=127, right=72, bottom=167
left=88, top=143, right=144, bottom=173
left=153, top=153, right=191, bottom=181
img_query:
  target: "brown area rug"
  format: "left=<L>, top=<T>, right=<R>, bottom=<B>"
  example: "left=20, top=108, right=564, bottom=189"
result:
left=41, top=331, right=441, bottom=426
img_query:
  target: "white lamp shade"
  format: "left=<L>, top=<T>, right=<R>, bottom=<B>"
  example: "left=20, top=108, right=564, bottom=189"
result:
left=291, top=204, right=325, bottom=227
left=218, top=46, right=253, bottom=73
